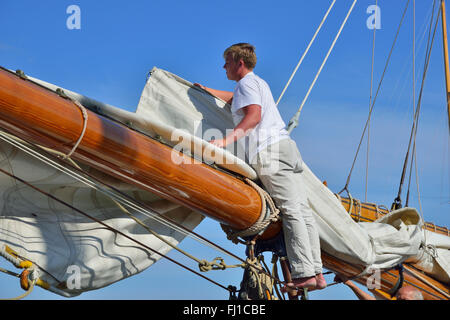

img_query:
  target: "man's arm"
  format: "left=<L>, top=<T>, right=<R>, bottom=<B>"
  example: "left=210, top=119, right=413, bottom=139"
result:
left=194, top=83, right=233, bottom=104
left=344, top=280, right=376, bottom=300
left=210, top=104, right=261, bottom=148
left=334, top=275, right=375, bottom=300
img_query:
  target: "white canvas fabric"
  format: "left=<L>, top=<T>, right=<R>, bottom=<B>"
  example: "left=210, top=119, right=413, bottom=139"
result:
left=0, top=67, right=447, bottom=299
left=0, top=136, right=203, bottom=297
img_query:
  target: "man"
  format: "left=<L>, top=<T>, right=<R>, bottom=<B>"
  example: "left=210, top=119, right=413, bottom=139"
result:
left=195, top=43, right=326, bottom=290
left=334, top=274, right=424, bottom=300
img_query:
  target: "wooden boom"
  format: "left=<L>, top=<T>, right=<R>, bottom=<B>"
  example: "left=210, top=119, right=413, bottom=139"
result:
left=0, top=67, right=266, bottom=231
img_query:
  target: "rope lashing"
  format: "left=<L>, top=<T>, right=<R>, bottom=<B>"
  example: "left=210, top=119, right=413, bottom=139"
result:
left=55, top=88, right=88, bottom=160
left=198, top=257, right=259, bottom=273
left=221, top=178, right=280, bottom=244
left=0, top=244, right=50, bottom=300
left=0, top=128, right=277, bottom=291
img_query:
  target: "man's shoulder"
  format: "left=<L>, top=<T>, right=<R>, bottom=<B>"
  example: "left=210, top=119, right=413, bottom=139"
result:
left=238, top=72, right=265, bottom=89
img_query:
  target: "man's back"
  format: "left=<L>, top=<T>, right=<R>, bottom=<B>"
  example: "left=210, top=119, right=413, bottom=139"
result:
left=231, top=71, right=289, bottom=163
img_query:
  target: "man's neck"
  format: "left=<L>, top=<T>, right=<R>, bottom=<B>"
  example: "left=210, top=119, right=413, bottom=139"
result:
left=235, top=69, right=253, bottom=82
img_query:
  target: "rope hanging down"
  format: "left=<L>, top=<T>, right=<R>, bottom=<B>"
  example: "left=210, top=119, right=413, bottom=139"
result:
left=276, top=0, right=336, bottom=106
left=286, top=0, right=357, bottom=134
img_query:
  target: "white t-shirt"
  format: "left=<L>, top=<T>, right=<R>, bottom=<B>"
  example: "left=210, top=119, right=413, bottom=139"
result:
left=231, top=72, right=289, bottom=163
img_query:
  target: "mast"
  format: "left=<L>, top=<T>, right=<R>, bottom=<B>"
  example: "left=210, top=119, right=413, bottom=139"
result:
left=441, top=0, right=450, bottom=129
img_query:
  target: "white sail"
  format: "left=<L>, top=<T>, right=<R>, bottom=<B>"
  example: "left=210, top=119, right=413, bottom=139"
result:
left=0, top=67, right=448, bottom=298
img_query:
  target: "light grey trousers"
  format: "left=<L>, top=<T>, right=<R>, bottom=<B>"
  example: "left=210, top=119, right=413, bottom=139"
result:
left=251, top=138, right=323, bottom=278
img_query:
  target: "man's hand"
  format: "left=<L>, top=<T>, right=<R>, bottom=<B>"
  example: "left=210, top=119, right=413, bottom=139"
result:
left=193, top=83, right=206, bottom=90
left=192, top=83, right=233, bottom=104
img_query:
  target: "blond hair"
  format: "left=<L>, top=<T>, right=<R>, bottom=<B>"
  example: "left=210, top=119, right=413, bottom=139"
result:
left=223, top=43, right=257, bottom=70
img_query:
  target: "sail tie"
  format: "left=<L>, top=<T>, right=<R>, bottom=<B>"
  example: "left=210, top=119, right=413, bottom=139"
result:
left=56, top=88, right=89, bottom=160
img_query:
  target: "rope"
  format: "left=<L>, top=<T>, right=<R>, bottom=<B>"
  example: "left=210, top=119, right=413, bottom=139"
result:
left=0, top=129, right=247, bottom=266
left=387, top=264, right=404, bottom=297
left=0, top=166, right=235, bottom=293
left=62, top=99, right=88, bottom=160
left=54, top=89, right=88, bottom=160
left=0, top=131, right=288, bottom=296
left=276, top=0, right=336, bottom=106
left=0, top=245, right=50, bottom=300
left=106, top=195, right=246, bottom=273
left=286, top=0, right=357, bottom=134
left=220, top=178, right=280, bottom=244
left=0, top=127, right=288, bottom=290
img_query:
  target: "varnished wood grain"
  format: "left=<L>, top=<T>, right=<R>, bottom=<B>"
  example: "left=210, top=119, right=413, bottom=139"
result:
left=0, top=68, right=262, bottom=230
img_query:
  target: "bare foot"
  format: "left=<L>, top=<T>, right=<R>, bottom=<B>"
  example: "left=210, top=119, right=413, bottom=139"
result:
left=290, top=276, right=317, bottom=289
left=315, top=273, right=327, bottom=290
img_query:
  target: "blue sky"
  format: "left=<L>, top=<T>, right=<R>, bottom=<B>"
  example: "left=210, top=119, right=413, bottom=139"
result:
left=0, top=0, right=448, bottom=300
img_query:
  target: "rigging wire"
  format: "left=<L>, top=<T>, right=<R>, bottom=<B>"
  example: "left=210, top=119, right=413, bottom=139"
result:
left=384, top=1, right=435, bottom=118
left=275, top=0, right=336, bottom=106
left=405, top=0, right=417, bottom=209
left=412, top=0, right=425, bottom=218
left=0, top=129, right=287, bottom=290
left=286, top=0, right=358, bottom=134
left=0, top=129, right=243, bottom=264
left=0, top=165, right=235, bottom=293
left=394, top=0, right=440, bottom=211
left=339, top=0, right=411, bottom=196
left=405, top=0, right=425, bottom=216
left=365, top=0, right=378, bottom=202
